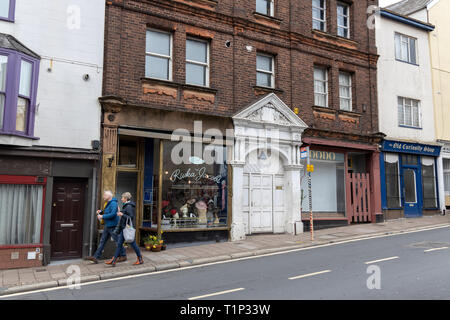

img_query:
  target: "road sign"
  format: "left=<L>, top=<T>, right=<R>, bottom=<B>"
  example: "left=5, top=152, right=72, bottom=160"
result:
left=300, top=147, right=308, bottom=159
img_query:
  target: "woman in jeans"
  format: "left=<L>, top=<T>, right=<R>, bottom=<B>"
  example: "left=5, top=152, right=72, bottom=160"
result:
left=106, top=192, right=144, bottom=266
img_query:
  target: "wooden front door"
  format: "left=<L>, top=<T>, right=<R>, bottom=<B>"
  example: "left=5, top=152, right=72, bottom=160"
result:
left=50, top=179, right=86, bottom=260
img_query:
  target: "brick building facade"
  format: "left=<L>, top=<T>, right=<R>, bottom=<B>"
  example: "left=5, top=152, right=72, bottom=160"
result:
left=100, top=0, right=382, bottom=244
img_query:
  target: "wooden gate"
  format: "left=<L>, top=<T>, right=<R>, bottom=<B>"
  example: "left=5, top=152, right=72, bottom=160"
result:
left=346, top=173, right=371, bottom=223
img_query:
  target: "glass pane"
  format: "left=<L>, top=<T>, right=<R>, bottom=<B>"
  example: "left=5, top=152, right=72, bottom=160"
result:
left=0, top=93, right=4, bottom=129
left=257, top=55, right=272, bottom=72
left=402, top=154, right=418, bottom=165
left=313, top=0, right=324, bottom=9
left=312, top=8, right=324, bottom=20
left=314, top=67, right=326, bottom=81
left=0, top=55, right=7, bottom=91
left=257, top=71, right=271, bottom=87
left=409, top=38, right=416, bottom=64
left=145, top=55, right=169, bottom=80
left=146, top=30, right=170, bottom=56
left=395, top=34, right=401, bottom=60
left=116, top=171, right=138, bottom=217
left=385, top=156, right=400, bottom=208
left=186, top=39, right=207, bottom=63
left=313, top=20, right=325, bottom=30
left=161, top=141, right=228, bottom=230
left=315, top=93, right=326, bottom=107
left=0, top=0, right=9, bottom=18
left=0, top=184, right=44, bottom=245
left=403, top=169, right=416, bottom=203
left=256, top=0, right=269, bottom=15
left=422, top=157, right=436, bottom=208
left=19, top=60, right=32, bottom=97
left=16, top=97, right=28, bottom=132
left=186, top=63, right=206, bottom=86
left=118, top=139, right=137, bottom=167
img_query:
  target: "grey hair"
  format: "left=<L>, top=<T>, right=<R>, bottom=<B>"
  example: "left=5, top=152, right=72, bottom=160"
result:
left=121, top=192, right=132, bottom=200
left=104, top=190, right=113, bottom=197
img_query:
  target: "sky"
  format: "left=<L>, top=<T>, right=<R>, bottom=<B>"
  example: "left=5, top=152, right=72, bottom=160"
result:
left=379, top=0, right=403, bottom=7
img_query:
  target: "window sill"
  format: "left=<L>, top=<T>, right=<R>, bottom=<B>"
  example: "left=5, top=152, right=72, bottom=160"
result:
left=253, top=85, right=283, bottom=94
left=253, top=12, right=283, bottom=28
left=0, top=131, right=39, bottom=140
left=338, top=109, right=362, bottom=117
left=395, top=59, right=419, bottom=67
left=172, top=0, right=218, bottom=11
left=0, top=16, right=14, bottom=23
left=311, top=29, right=358, bottom=49
left=398, top=125, right=422, bottom=130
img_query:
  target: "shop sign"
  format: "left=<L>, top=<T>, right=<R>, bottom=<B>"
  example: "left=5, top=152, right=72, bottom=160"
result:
left=300, top=147, right=308, bottom=159
left=381, top=140, right=441, bottom=157
left=309, top=150, right=344, bottom=162
left=169, top=167, right=222, bottom=184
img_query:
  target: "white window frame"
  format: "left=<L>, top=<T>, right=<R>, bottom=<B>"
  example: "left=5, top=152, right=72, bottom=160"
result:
left=339, top=71, right=352, bottom=111
left=314, top=66, right=328, bottom=107
left=185, top=37, right=210, bottom=87
left=256, top=0, right=274, bottom=16
left=443, top=158, right=450, bottom=196
left=337, top=2, right=350, bottom=38
left=312, top=0, right=327, bottom=32
left=397, top=96, right=421, bottom=128
left=145, top=29, right=173, bottom=81
left=395, top=32, right=418, bottom=65
left=256, top=53, right=275, bottom=88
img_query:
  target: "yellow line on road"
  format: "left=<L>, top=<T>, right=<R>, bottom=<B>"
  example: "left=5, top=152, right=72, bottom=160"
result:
left=188, top=288, right=245, bottom=300
left=424, top=247, right=448, bottom=252
left=288, top=270, right=331, bottom=280
left=364, top=256, right=399, bottom=264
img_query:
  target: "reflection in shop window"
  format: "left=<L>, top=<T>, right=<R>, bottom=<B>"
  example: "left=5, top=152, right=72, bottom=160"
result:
left=384, top=153, right=401, bottom=208
left=422, top=157, right=437, bottom=208
left=443, top=159, right=450, bottom=196
left=161, top=141, right=228, bottom=230
left=301, top=150, right=345, bottom=214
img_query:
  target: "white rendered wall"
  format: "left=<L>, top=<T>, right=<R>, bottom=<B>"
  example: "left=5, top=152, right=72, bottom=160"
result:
left=376, top=17, right=435, bottom=144
left=0, top=0, right=104, bottom=149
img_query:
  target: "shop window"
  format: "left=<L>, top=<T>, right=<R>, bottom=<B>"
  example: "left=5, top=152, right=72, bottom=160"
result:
left=422, top=157, right=437, bottom=208
left=0, top=178, right=44, bottom=245
left=443, top=159, right=450, bottom=196
left=256, top=0, right=274, bottom=16
left=145, top=29, right=172, bottom=81
left=0, top=0, right=15, bottom=22
left=301, top=150, right=345, bottom=214
left=384, top=154, right=400, bottom=208
left=186, top=38, right=209, bottom=87
left=312, top=0, right=326, bottom=31
left=161, top=140, right=228, bottom=230
left=314, top=66, right=328, bottom=107
left=402, top=154, right=418, bottom=166
left=256, top=53, right=275, bottom=88
left=118, top=138, right=137, bottom=167
left=337, top=2, right=350, bottom=38
left=0, top=47, right=39, bottom=137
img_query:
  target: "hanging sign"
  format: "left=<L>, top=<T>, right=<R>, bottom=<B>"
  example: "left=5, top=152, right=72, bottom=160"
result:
left=300, top=147, right=308, bottom=159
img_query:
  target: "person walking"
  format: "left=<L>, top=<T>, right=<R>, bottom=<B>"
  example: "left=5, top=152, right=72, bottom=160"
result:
left=85, top=191, right=127, bottom=264
left=106, top=192, right=144, bottom=266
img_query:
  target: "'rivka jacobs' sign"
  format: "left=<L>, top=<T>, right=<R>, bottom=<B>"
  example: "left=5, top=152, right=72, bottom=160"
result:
left=381, top=140, right=441, bottom=157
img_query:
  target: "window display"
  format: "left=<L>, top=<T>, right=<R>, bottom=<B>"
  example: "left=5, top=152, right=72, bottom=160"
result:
left=160, top=141, right=228, bottom=230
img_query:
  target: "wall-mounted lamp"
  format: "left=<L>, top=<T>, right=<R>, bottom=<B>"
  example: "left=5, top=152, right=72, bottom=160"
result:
left=107, top=155, right=115, bottom=168
left=362, top=104, right=367, bottom=113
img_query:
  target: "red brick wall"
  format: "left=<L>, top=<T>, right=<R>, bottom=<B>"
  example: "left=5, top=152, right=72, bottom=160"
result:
left=103, top=0, right=379, bottom=138
left=0, top=247, right=43, bottom=270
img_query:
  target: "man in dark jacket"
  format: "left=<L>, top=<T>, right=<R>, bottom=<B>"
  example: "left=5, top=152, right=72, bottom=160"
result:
left=85, top=191, right=127, bottom=263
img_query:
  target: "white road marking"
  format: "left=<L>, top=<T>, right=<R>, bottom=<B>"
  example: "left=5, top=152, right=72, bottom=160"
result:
left=289, top=270, right=331, bottom=280
left=364, top=256, right=399, bottom=264
left=188, top=288, right=245, bottom=300
left=1, top=224, right=449, bottom=299
left=424, top=247, right=448, bottom=252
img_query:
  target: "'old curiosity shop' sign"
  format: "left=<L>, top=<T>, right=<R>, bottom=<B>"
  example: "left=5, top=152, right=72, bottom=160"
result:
left=381, top=140, right=441, bottom=157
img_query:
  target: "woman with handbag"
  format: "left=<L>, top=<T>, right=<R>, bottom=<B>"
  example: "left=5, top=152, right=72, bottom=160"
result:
left=106, top=192, right=144, bottom=266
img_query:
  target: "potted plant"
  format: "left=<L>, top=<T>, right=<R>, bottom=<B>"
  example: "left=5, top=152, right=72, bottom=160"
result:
left=147, top=232, right=165, bottom=252
left=144, top=235, right=153, bottom=251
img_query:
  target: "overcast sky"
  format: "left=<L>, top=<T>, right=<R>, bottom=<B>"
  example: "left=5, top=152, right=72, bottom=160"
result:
left=379, top=0, right=403, bottom=7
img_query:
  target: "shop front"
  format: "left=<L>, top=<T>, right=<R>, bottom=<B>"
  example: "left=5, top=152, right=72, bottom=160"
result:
left=301, top=135, right=383, bottom=230
left=380, top=140, right=441, bottom=219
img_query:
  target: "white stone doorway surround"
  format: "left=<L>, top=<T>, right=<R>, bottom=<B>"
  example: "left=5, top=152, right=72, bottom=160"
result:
left=230, top=93, right=308, bottom=241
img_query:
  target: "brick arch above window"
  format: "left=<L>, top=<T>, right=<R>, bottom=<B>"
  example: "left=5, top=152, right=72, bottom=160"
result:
left=0, top=36, right=40, bottom=139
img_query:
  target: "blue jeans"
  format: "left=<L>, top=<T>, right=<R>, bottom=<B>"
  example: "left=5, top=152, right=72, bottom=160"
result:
left=94, top=226, right=126, bottom=259
left=113, top=231, right=142, bottom=260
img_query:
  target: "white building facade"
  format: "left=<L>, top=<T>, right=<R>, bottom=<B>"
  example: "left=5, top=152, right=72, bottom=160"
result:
left=376, top=7, right=441, bottom=220
left=0, top=0, right=105, bottom=269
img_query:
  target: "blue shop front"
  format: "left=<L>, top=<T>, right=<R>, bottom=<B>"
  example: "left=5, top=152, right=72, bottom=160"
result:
left=380, top=140, right=442, bottom=220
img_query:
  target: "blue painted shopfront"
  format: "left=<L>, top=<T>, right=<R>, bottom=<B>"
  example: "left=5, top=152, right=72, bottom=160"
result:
left=380, top=140, right=441, bottom=218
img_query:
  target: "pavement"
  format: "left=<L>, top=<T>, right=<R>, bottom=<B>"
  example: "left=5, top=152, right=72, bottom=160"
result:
left=1, top=215, right=450, bottom=297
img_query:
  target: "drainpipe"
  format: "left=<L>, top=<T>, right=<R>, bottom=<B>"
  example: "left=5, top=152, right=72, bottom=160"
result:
left=89, top=166, right=97, bottom=256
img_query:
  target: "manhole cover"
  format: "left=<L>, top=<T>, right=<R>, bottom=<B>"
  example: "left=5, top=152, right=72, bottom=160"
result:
left=409, top=241, right=450, bottom=249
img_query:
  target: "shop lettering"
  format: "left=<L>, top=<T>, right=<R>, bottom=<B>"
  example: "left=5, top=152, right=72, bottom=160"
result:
left=170, top=167, right=222, bottom=184
left=389, top=142, right=436, bottom=154
left=310, top=150, right=337, bottom=161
